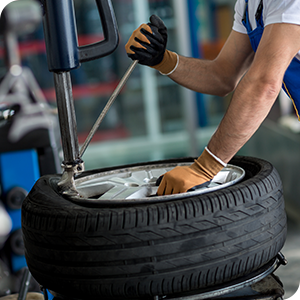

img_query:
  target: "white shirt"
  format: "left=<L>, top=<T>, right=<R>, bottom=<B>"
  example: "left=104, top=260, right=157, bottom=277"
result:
left=233, top=0, right=300, bottom=33
left=233, top=0, right=300, bottom=58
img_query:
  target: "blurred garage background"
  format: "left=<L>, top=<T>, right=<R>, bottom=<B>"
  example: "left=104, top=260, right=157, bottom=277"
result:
left=0, top=0, right=299, bottom=298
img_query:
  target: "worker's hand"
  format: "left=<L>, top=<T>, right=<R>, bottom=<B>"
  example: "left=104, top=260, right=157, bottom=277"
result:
left=125, top=15, right=178, bottom=74
left=157, top=148, right=225, bottom=195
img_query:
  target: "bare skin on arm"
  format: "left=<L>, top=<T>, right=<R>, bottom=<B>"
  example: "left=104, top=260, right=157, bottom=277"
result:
left=125, top=17, right=300, bottom=195
left=170, top=23, right=300, bottom=163
left=169, top=30, right=255, bottom=96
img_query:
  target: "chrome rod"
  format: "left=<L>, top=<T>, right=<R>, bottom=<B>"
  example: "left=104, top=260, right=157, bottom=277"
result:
left=54, top=72, right=80, bottom=164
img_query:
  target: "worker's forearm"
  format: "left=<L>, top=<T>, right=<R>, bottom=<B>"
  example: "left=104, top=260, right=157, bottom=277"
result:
left=207, top=75, right=281, bottom=163
left=169, top=55, right=234, bottom=97
left=206, top=23, right=300, bottom=163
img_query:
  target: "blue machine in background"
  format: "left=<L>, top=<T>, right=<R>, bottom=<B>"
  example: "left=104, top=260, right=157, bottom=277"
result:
left=0, top=1, right=61, bottom=296
left=0, top=150, right=40, bottom=273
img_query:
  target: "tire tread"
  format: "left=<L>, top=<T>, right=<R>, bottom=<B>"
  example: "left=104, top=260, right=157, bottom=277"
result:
left=22, top=156, right=287, bottom=299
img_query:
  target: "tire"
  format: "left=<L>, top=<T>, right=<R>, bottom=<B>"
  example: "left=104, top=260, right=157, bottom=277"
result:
left=21, top=156, right=287, bottom=299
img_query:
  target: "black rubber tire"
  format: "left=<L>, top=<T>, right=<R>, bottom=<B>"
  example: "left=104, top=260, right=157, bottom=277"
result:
left=21, top=156, right=287, bottom=299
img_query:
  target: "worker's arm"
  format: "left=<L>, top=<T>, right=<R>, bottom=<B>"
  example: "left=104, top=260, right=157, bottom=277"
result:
left=169, top=30, right=254, bottom=96
left=208, top=23, right=300, bottom=163
left=158, top=23, right=300, bottom=195
left=126, top=18, right=300, bottom=195
left=126, top=16, right=254, bottom=195
left=126, top=15, right=254, bottom=97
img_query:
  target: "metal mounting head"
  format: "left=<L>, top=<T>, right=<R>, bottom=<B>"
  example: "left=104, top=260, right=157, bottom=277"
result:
left=58, top=160, right=84, bottom=197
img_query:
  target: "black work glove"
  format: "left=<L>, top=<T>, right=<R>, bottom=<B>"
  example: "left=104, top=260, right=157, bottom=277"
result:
left=125, top=15, right=167, bottom=66
left=125, top=15, right=178, bottom=74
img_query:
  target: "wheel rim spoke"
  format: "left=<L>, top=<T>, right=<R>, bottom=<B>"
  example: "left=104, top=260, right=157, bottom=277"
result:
left=74, top=163, right=245, bottom=203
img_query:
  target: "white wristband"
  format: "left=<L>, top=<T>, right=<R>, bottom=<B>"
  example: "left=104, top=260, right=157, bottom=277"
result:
left=159, top=53, right=179, bottom=76
left=205, top=147, right=227, bottom=167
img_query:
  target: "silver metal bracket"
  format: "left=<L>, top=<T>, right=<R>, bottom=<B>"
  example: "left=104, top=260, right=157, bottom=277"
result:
left=57, top=160, right=84, bottom=197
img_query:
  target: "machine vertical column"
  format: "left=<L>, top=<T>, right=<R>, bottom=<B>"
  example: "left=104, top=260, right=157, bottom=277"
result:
left=54, top=72, right=80, bottom=165
left=40, top=0, right=119, bottom=195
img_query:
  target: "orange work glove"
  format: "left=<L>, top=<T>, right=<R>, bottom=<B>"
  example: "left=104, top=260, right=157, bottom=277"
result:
left=157, top=147, right=226, bottom=195
left=125, top=15, right=178, bottom=75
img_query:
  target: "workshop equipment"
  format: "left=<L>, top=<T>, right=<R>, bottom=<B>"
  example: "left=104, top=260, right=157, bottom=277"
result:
left=40, top=0, right=119, bottom=197
left=0, top=0, right=61, bottom=286
left=18, top=1, right=288, bottom=299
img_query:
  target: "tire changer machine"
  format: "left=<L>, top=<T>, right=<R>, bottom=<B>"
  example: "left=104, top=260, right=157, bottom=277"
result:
left=1, top=0, right=290, bottom=299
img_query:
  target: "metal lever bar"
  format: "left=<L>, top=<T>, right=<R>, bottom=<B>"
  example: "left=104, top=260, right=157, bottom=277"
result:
left=79, top=60, right=138, bottom=158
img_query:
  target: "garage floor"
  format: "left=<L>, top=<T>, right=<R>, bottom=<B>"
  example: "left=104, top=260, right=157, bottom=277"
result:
left=275, top=218, right=300, bottom=299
